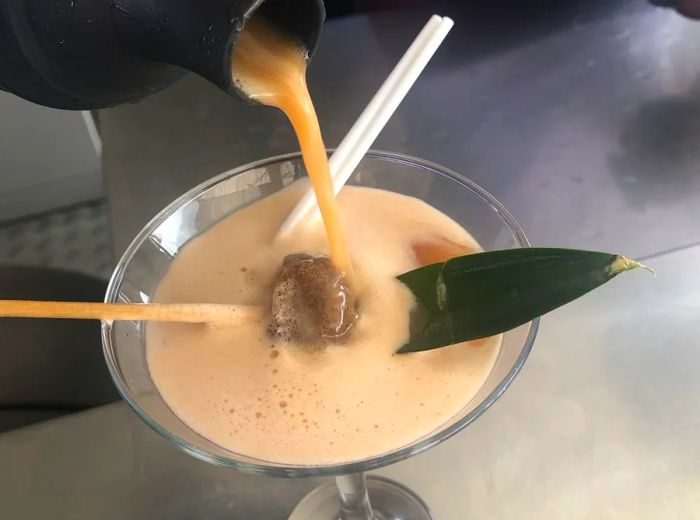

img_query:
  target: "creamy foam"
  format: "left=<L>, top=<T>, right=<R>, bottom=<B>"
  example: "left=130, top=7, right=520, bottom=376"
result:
left=147, top=186, right=501, bottom=465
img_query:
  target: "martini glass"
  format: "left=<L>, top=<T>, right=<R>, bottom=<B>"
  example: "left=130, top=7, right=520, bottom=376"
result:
left=102, top=150, right=537, bottom=520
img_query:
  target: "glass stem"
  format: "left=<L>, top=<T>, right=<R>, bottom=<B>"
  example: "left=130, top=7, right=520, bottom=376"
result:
left=336, top=472, right=374, bottom=520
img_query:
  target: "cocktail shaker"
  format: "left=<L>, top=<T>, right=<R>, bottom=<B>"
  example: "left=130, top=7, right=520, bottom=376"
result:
left=0, top=0, right=325, bottom=109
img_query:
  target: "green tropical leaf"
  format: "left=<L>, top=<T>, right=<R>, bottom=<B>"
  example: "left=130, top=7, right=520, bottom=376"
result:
left=397, top=248, right=653, bottom=354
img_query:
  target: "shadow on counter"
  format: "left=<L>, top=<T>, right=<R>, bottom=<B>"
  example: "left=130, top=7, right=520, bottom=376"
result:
left=608, top=78, right=700, bottom=209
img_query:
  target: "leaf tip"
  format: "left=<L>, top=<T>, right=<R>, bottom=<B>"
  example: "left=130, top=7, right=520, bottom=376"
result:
left=611, top=256, right=655, bottom=277
left=395, top=342, right=418, bottom=355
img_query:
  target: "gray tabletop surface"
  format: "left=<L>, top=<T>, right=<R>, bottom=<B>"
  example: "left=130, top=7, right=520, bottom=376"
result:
left=4, top=1, right=700, bottom=518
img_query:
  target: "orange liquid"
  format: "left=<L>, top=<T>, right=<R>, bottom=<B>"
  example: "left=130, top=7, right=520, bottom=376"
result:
left=412, top=237, right=477, bottom=266
left=231, top=17, right=353, bottom=279
left=147, top=186, right=501, bottom=464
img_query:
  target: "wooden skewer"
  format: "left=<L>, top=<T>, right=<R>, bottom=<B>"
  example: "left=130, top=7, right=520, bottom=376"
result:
left=0, top=300, right=263, bottom=324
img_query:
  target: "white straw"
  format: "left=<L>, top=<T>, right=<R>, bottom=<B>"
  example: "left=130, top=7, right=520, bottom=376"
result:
left=277, top=15, right=454, bottom=237
left=325, top=15, right=443, bottom=177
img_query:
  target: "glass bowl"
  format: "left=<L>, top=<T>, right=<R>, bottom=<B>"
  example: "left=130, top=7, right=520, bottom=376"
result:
left=102, top=150, right=537, bottom=518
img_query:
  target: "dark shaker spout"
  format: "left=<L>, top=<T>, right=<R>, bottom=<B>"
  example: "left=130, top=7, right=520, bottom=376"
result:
left=0, top=0, right=325, bottom=110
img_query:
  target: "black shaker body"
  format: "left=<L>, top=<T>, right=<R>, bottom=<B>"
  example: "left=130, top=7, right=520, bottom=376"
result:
left=0, top=0, right=325, bottom=110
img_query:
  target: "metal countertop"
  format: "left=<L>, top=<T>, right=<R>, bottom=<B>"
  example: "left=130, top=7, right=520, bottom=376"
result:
left=3, top=2, right=699, bottom=518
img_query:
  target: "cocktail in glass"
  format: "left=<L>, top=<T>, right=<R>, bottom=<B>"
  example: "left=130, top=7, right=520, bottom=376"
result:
left=102, top=151, right=537, bottom=519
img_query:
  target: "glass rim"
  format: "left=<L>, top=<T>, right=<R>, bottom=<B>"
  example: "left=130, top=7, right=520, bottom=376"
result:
left=102, top=149, right=539, bottom=477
